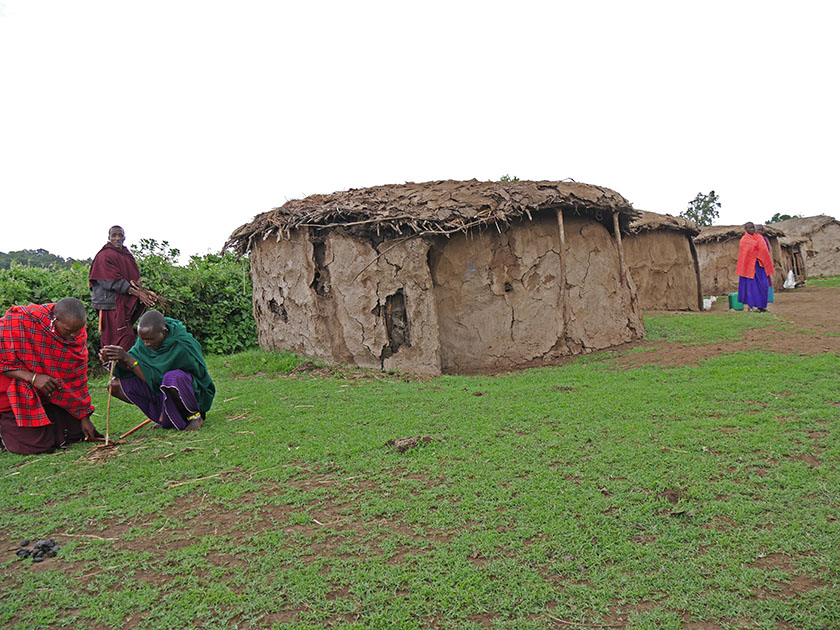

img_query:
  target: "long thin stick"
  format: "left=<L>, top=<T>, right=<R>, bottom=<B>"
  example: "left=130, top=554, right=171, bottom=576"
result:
left=120, top=418, right=152, bottom=439
left=105, top=361, right=116, bottom=446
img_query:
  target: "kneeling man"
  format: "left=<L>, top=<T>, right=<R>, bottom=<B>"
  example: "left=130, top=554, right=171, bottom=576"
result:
left=0, top=298, right=98, bottom=454
left=100, top=311, right=215, bottom=431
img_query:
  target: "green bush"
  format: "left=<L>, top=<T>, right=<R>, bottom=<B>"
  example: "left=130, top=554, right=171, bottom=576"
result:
left=0, top=240, right=257, bottom=358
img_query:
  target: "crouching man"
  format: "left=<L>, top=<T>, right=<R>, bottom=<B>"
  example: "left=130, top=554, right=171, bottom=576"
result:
left=100, top=311, right=215, bottom=431
left=0, top=298, right=98, bottom=454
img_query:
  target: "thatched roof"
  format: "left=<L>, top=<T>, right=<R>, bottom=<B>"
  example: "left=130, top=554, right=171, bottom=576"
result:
left=770, top=215, right=839, bottom=236
left=694, top=224, right=785, bottom=244
left=225, top=179, right=637, bottom=255
left=628, top=211, right=699, bottom=236
left=779, top=234, right=810, bottom=247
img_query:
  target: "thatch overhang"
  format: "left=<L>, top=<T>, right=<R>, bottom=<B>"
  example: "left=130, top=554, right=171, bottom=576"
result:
left=225, top=179, right=638, bottom=255
left=694, top=224, right=785, bottom=244
left=771, top=215, right=840, bottom=236
left=779, top=234, right=810, bottom=247
left=628, top=211, right=700, bottom=236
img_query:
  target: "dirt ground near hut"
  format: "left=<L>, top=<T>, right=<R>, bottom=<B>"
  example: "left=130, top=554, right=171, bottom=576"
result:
left=615, top=285, right=840, bottom=369
left=3, top=287, right=837, bottom=629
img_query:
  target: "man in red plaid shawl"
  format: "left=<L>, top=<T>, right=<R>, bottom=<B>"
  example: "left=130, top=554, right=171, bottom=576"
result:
left=0, top=298, right=98, bottom=454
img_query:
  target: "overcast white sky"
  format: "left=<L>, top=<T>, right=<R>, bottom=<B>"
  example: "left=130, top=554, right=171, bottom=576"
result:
left=1, top=1, right=838, bottom=262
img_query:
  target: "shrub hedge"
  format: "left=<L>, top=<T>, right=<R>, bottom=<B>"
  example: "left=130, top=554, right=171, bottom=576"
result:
left=0, top=239, right=257, bottom=359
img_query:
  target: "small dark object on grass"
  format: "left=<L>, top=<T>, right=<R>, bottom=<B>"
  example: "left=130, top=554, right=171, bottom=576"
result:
left=386, top=435, right=434, bottom=453
left=14, top=537, right=60, bottom=562
left=20, top=539, right=30, bottom=547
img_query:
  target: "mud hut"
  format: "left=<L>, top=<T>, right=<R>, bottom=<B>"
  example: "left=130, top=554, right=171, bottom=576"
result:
left=623, top=211, right=702, bottom=311
left=694, top=224, right=786, bottom=296
left=770, top=215, right=840, bottom=277
left=778, top=234, right=808, bottom=283
left=226, top=180, right=645, bottom=375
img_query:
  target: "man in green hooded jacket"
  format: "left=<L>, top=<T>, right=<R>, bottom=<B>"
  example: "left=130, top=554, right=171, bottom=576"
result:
left=100, top=310, right=215, bottom=431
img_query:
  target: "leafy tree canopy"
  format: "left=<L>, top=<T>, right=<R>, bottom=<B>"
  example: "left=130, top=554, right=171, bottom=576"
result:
left=767, top=212, right=802, bottom=224
left=0, top=249, right=89, bottom=270
left=680, top=190, right=721, bottom=227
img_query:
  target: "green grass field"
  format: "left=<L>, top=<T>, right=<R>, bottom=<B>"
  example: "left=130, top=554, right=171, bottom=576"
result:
left=1, top=306, right=838, bottom=629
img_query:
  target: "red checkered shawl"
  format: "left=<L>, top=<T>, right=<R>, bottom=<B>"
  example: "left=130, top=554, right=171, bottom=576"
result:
left=0, top=303, right=94, bottom=427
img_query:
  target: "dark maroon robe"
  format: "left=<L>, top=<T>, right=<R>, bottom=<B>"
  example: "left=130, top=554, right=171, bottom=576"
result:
left=89, top=243, right=144, bottom=350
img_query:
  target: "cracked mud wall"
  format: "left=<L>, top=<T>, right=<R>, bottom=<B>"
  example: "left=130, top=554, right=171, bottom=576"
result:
left=697, top=237, right=787, bottom=296
left=250, top=229, right=441, bottom=375
left=623, top=231, right=701, bottom=310
left=804, top=224, right=840, bottom=276
left=430, top=214, right=643, bottom=373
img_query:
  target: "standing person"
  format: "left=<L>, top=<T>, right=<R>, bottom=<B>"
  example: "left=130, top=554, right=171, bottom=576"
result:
left=736, top=222, right=775, bottom=312
left=89, top=226, right=156, bottom=351
left=100, top=310, right=215, bottom=432
left=756, top=224, right=775, bottom=304
left=0, top=298, right=98, bottom=454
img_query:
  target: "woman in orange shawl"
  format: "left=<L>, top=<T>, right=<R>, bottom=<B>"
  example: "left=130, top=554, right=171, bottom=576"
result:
left=736, top=222, right=775, bottom=311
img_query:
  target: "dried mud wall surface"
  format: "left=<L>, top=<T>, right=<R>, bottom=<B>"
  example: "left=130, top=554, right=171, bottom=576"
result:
left=805, top=225, right=840, bottom=276
left=623, top=231, right=700, bottom=310
left=430, top=214, right=643, bottom=373
left=697, top=238, right=787, bottom=295
left=250, top=229, right=442, bottom=375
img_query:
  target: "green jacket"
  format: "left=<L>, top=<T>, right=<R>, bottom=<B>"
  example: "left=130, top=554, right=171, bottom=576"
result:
left=118, top=317, right=215, bottom=413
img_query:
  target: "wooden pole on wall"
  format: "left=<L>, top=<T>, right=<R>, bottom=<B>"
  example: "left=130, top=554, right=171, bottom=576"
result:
left=612, top=211, right=627, bottom=287
left=555, top=209, right=568, bottom=331
left=687, top=236, right=704, bottom=311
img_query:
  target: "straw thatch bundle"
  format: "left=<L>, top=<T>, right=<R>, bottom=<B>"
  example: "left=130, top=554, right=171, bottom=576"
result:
left=226, top=179, right=637, bottom=255
left=694, top=224, right=784, bottom=244
left=628, top=211, right=700, bottom=237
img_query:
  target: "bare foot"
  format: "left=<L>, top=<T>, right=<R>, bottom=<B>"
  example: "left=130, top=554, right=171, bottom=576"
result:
left=185, top=414, right=204, bottom=431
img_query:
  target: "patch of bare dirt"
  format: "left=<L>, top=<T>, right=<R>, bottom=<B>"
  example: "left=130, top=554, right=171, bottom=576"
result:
left=616, top=286, right=840, bottom=368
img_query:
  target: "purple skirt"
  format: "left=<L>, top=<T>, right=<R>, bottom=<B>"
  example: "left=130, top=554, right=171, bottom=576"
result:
left=738, top=262, right=770, bottom=309
left=120, top=370, right=199, bottom=430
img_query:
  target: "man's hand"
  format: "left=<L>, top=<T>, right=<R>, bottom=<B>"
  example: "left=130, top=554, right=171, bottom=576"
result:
left=32, top=373, right=61, bottom=396
left=99, top=345, right=130, bottom=366
left=129, top=287, right=157, bottom=307
left=129, top=280, right=159, bottom=307
left=80, top=416, right=97, bottom=441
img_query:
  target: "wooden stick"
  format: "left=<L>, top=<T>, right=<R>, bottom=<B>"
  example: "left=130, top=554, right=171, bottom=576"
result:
left=105, top=361, right=116, bottom=446
left=612, top=211, right=627, bottom=286
left=555, top=208, right=568, bottom=333
left=120, top=418, right=152, bottom=439
left=546, top=613, right=624, bottom=628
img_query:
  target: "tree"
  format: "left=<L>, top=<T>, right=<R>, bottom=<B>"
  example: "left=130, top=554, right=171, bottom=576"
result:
left=499, top=174, right=520, bottom=182
left=680, top=190, right=721, bottom=227
left=767, top=212, right=802, bottom=224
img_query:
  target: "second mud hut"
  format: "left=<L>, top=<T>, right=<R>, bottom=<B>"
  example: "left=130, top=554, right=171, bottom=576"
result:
left=226, top=179, right=645, bottom=375
left=624, top=211, right=702, bottom=311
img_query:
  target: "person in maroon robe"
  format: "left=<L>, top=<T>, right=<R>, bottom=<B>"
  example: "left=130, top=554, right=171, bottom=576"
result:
left=89, top=226, right=156, bottom=351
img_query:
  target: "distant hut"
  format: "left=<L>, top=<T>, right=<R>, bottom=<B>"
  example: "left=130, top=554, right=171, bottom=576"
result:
left=226, top=179, right=645, bottom=375
left=694, top=224, right=786, bottom=296
left=778, top=234, right=808, bottom=283
left=770, top=215, right=840, bottom=277
left=624, top=211, right=702, bottom=310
